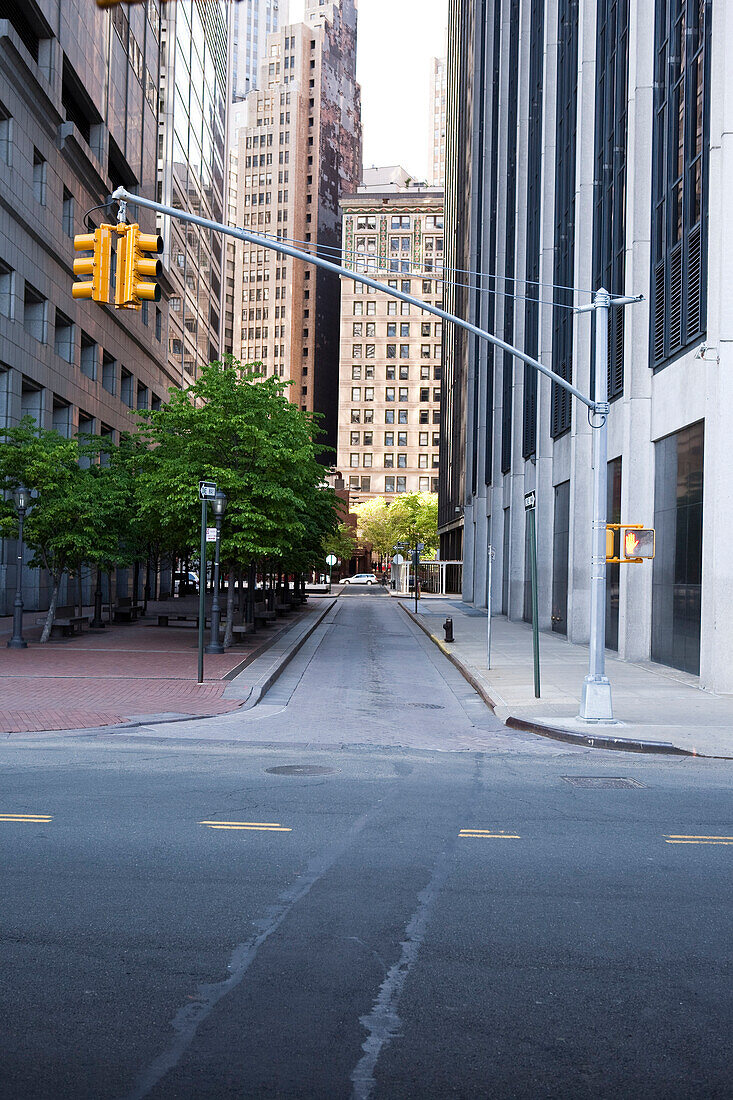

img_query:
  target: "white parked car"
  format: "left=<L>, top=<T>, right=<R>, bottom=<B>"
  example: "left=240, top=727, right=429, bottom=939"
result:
left=344, top=573, right=378, bottom=585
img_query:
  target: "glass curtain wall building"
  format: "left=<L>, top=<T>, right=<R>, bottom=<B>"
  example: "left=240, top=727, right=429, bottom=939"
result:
left=158, top=0, right=230, bottom=386
left=440, top=0, right=731, bottom=697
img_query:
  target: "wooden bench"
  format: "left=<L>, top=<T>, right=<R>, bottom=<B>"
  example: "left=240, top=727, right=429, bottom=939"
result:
left=231, top=622, right=255, bottom=641
left=253, top=602, right=276, bottom=628
left=157, top=613, right=208, bottom=628
left=36, top=605, right=89, bottom=639
left=114, top=597, right=141, bottom=623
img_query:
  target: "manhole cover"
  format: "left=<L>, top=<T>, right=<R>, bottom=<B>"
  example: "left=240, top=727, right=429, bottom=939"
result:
left=266, top=765, right=335, bottom=776
left=561, top=776, right=646, bottom=789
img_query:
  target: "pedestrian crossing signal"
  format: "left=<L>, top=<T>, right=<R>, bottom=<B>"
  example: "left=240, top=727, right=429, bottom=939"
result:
left=623, top=528, right=655, bottom=561
left=606, top=524, right=655, bottom=563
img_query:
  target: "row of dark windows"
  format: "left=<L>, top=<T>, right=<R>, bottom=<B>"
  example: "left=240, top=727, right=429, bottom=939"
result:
left=500, top=0, right=520, bottom=475
left=502, top=0, right=709, bottom=463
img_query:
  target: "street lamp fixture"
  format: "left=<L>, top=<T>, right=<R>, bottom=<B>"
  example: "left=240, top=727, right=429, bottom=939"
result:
left=205, top=490, right=227, bottom=655
left=7, top=486, right=31, bottom=649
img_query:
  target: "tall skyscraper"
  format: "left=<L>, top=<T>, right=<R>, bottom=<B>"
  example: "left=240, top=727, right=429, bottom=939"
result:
left=0, top=1, right=170, bottom=613
left=158, top=0, right=230, bottom=386
left=232, top=0, right=362, bottom=448
left=428, top=55, right=447, bottom=187
left=337, top=181, right=444, bottom=505
left=232, top=0, right=288, bottom=100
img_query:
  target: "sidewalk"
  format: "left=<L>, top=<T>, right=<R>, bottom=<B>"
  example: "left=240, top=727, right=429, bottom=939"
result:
left=0, top=596, right=334, bottom=735
left=396, top=595, right=733, bottom=759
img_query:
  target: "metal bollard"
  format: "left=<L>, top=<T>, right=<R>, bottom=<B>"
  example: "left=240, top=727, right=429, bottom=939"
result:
left=443, top=617, right=454, bottom=643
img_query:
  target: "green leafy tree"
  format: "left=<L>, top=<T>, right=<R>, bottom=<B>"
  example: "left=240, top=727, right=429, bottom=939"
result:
left=135, top=359, right=338, bottom=643
left=0, top=419, right=126, bottom=641
left=352, top=496, right=400, bottom=565
left=389, top=492, right=439, bottom=555
left=322, top=522, right=357, bottom=570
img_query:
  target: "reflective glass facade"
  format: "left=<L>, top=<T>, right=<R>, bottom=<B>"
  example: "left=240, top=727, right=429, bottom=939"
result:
left=159, top=0, right=229, bottom=384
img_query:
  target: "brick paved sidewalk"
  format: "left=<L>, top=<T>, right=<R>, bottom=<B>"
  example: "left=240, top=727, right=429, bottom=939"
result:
left=0, top=604, right=305, bottom=734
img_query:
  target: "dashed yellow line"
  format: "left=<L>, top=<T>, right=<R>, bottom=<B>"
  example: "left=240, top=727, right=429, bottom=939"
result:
left=664, top=835, right=733, bottom=845
left=459, top=829, right=520, bottom=839
left=0, top=813, right=52, bottom=822
left=200, top=820, right=291, bottom=832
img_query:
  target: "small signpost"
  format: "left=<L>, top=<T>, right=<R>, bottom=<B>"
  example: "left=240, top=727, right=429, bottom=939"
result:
left=325, top=552, right=337, bottom=592
left=525, top=491, right=540, bottom=699
left=198, top=480, right=217, bottom=683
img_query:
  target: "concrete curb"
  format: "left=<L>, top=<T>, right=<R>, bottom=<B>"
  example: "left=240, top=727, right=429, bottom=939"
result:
left=397, top=601, right=699, bottom=758
left=231, top=597, right=337, bottom=710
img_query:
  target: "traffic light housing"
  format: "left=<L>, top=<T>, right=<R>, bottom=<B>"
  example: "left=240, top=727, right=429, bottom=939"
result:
left=72, top=225, right=113, bottom=303
left=115, top=223, right=163, bottom=309
left=606, top=524, right=655, bottom=563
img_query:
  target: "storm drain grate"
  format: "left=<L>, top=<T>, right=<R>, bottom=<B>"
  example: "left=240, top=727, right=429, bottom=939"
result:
left=266, top=765, right=335, bottom=776
left=561, top=776, right=646, bottom=789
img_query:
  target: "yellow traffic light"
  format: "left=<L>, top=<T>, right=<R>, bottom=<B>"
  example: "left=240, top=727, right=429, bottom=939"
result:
left=115, top=223, right=163, bottom=309
left=72, top=225, right=113, bottom=303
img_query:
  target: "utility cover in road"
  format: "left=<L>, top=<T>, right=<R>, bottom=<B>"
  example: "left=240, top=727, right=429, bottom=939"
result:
left=199, top=480, right=217, bottom=500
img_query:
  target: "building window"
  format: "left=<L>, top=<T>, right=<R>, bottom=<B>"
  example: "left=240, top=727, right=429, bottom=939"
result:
left=419, top=454, right=428, bottom=469
left=385, top=476, right=395, bottom=493
left=593, top=0, right=629, bottom=401
left=102, top=350, right=116, bottom=394
left=551, top=0, right=580, bottom=438
left=397, top=454, right=407, bottom=468
left=0, top=99, right=11, bottom=166
left=350, top=453, right=359, bottom=467
left=386, top=344, right=396, bottom=359
left=399, top=366, right=409, bottom=380
left=350, top=431, right=360, bottom=445
left=396, top=477, right=406, bottom=493
left=364, top=387, right=374, bottom=401
left=0, top=259, right=14, bottom=318
left=523, top=0, right=545, bottom=458
left=352, top=365, right=362, bottom=380
left=419, top=477, right=430, bottom=492
left=351, top=409, right=361, bottom=423
left=419, top=431, right=428, bottom=446
left=351, top=386, right=361, bottom=401
left=398, top=431, right=407, bottom=446
left=384, top=453, right=394, bottom=468
left=385, top=409, right=395, bottom=424
left=23, top=283, right=47, bottom=342
left=384, top=431, right=394, bottom=446
left=398, top=387, right=408, bottom=402
left=33, top=149, right=46, bottom=205
left=398, top=410, right=408, bottom=424
left=420, top=387, right=429, bottom=402
left=363, top=453, right=372, bottom=467
left=650, top=0, right=710, bottom=369
left=54, top=309, right=74, bottom=362
left=62, top=188, right=75, bottom=237
left=386, top=387, right=395, bottom=402
left=399, top=345, right=409, bottom=359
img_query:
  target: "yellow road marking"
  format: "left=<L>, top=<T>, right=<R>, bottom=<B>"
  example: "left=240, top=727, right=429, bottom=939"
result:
left=664, top=834, right=733, bottom=840
left=459, top=830, right=520, bottom=838
left=0, top=814, right=52, bottom=821
left=664, top=839, right=733, bottom=845
left=204, top=824, right=291, bottom=832
left=199, top=820, right=285, bottom=827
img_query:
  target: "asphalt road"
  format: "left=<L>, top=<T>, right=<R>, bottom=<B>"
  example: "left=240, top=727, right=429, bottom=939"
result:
left=1, top=590, right=731, bottom=1099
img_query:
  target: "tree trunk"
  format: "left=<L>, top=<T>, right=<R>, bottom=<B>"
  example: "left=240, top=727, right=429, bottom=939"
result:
left=223, top=562, right=236, bottom=648
left=40, top=576, right=61, bottom=644
left=77, top=570, right=83, bottom=618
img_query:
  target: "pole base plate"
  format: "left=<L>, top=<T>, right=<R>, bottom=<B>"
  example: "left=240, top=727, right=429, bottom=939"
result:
left=204, top=643, right=225, bottom=655
left=7, top=638, right=28, bottom=649
left=578, top=676, right=614, bottom=722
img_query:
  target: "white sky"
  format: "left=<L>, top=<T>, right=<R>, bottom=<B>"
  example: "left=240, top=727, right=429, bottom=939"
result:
left=287, top=0, right=448, bottom=181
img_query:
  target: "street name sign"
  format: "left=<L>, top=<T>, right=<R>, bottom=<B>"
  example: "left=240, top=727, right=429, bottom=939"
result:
left=199, top=480, right=217, bottom=500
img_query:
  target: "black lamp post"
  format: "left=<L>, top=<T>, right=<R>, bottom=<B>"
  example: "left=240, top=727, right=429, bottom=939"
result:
left=7, top=486, right=31, bottom=649
left=204, top=489, right=227, bottom=654
left=90, top=566, right=106, bottom=629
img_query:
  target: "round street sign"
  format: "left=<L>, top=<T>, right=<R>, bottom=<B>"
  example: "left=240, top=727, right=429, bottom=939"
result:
left=392, top=554, right=405, bottom=565
left=325, top=554, right=338, bottom=566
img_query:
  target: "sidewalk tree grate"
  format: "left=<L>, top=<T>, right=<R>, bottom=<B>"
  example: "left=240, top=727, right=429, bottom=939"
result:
left=561, top=776, right=646, bottom=789
left=266, top=765, right=335, bottom=776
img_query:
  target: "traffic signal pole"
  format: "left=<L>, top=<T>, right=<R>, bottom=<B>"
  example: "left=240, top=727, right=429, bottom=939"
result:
left=109, top=186, right=641, bottom=723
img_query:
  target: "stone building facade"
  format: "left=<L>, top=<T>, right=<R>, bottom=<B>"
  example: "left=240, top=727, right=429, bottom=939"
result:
left=232, top=0, right=361, bottom=449
left=439, top=0, right=731, bottom=693
left=337, top=186, right=444, bottom=506
left=0, top=1, right=171, bottom=614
